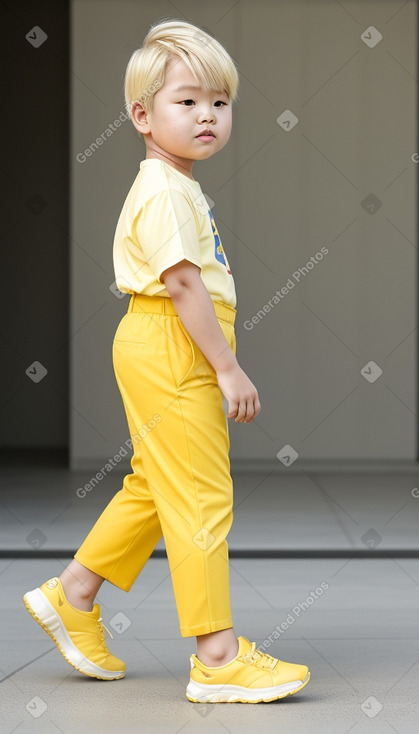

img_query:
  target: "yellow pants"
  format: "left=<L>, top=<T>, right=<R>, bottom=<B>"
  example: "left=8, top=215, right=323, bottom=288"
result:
left=74, top=293, right=237, bottom=638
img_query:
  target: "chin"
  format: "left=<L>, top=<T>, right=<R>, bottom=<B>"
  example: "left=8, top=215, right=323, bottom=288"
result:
left=195, top=148, right=218, bottom=160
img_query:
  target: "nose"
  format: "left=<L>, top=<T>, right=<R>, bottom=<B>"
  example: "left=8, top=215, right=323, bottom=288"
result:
left=197, top=107, right=215, bottom=124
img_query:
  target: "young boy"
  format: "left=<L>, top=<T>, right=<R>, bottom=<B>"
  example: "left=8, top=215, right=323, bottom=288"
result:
left=23, top=18, right=310, bottom=703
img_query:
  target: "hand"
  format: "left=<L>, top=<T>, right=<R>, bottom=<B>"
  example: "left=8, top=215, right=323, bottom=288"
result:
left=216, top=363, right=261, bottom=423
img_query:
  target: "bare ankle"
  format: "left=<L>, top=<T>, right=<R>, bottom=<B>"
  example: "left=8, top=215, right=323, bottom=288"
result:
left=198, top=649, right=238, bottom=667
left=60, top=579, right=94, bottom=612
left=196, top=628, right=239, bottom=667
left=58, top=560, right=104, bottom=612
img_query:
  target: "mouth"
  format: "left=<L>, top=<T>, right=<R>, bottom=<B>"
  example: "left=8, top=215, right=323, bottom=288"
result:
left=196, top=130, right=215, bottom=138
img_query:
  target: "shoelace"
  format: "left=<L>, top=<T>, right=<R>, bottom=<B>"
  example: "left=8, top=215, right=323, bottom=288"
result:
left=240, top=642, right=278, bottom=670
left=97, top=617, right=114, bottom=644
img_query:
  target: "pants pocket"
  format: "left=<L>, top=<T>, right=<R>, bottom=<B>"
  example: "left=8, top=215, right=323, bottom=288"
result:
left=174, top=318, right=236, bottom=389
left=170, top=318, right=196, bottom=389
left=113, top=313, right=147, bottom=345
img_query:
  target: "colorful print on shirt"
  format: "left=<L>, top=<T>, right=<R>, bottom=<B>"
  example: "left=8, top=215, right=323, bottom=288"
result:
left=208, top=208, right=232, bottom=275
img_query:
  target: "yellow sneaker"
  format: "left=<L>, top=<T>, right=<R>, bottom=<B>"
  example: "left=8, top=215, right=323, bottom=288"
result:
left=186, top=635, right=310, bottom=703
left=23, top=577, right=125, bottom=680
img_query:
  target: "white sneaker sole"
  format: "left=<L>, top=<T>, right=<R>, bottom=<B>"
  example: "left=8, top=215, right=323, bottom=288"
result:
left=23, top=588, right=125, bottom=680
left=186, top=671, right=310, bottom=703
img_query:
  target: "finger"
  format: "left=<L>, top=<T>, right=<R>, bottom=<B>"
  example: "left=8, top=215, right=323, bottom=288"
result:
left=227, top=400, right=239, bottom=418
left=245, top=397, right=258, bottom=423
left=235, top=403, right=246, bottom=422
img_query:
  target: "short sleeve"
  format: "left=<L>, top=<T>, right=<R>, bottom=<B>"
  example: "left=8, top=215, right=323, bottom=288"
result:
left=135, top=188, right=202, bottom=284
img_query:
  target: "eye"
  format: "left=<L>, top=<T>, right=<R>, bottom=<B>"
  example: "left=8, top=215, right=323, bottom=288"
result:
left=180, top=99, right=228, bottom=107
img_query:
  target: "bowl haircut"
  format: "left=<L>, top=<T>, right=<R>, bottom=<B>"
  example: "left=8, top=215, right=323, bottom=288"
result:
left=124, top=17, right=240, bottom=119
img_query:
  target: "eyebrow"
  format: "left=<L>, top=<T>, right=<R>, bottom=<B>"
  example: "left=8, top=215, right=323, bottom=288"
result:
left=172, top=84, right=203, bottom=92
left=172, top=84, right=226, bottom=94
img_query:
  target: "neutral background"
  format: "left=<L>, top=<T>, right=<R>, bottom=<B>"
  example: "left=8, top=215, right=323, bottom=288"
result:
left=0, top=1, right=416, bottom=468
left=70, top=0, right=418, bottom=469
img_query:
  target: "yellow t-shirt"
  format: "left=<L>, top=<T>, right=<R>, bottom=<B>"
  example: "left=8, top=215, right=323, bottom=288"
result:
left=113, top=159, right=236, bottom=308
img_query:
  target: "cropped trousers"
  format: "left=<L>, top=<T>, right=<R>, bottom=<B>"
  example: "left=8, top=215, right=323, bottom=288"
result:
left=74, top=292, right=237, bottom=637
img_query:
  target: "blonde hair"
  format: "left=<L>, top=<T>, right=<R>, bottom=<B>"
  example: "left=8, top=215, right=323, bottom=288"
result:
left=124, top=18, right=240, bottom=119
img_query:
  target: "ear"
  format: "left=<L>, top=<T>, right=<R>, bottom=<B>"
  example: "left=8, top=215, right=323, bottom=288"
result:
left=131, top=102, right=150, bottom=134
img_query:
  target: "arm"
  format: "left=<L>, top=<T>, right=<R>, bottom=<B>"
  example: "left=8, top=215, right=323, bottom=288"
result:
left=162, top=259, right=237, bottom=374
left=161, top=259, right=261, bottom=423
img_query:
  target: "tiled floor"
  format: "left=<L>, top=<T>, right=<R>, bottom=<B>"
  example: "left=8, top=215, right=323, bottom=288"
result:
left=2, top=557, right=419, bottom=733
left=1, top=464, right=418, bottom=732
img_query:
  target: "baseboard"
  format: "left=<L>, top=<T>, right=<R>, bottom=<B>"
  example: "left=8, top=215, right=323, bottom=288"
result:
left=2, top=549, right=419, bottom=558
left=70, top=458, right=419, bottom=474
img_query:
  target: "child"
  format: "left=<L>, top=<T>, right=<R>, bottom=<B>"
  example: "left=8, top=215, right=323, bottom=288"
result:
left=23, top=18, right=310, bottom=703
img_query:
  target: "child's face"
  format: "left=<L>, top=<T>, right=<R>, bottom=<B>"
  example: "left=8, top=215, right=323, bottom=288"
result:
left=133, top=56, right=232, bottom=172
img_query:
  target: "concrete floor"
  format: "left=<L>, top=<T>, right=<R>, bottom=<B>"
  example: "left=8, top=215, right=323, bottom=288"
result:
left=1, top=465, right=419, bottom=732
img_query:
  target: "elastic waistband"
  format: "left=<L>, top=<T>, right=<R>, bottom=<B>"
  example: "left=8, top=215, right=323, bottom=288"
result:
left=127, top=293, right=236, bottom=325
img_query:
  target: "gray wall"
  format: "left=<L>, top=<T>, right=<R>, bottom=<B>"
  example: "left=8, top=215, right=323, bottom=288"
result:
left=71, top=0, right=417, bottom=470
